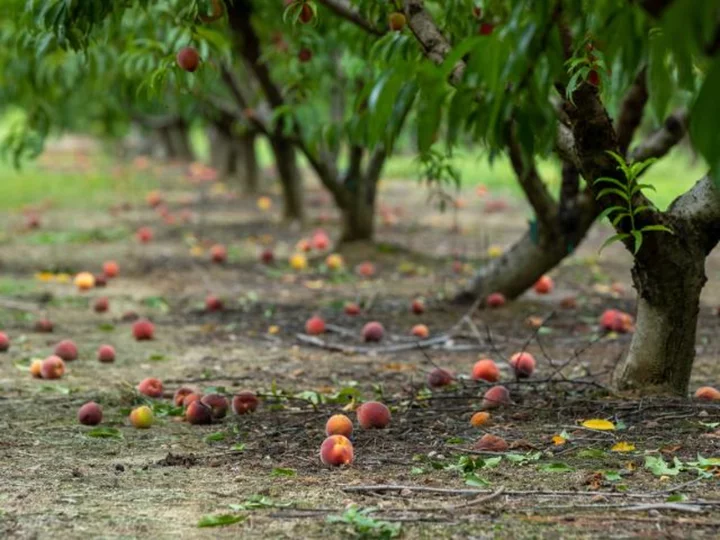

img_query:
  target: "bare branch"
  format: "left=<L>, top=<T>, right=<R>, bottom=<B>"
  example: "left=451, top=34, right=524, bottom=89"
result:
left=316, top=0, right=385, bottom=36
left=616, top=68, right=649, bottom=156
left=630, top=109, right=688, bottom=163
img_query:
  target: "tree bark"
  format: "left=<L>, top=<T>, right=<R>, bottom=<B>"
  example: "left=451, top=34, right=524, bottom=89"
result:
left=167, top=119, right=194, bottom=162
left=339, top=196, right=375, bottom=243
left=209, top=125, right=237, bottom=179
left=270, top=137, right=304, bottom=223
left=238, top=132, right=259, bottom=194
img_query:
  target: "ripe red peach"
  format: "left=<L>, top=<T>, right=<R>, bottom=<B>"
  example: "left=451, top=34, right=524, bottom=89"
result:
left=94, top=297, right=109, bottom=313
left=298, top=2, right=314, bottom=23
left=0, top=332, right=9, bottom=352
left=320, top=434, right=354, bottom=466
left=210, top=244, right=227, bottom=263
left=472, top=358, right=500, bottom=382
left=176, top=46, right=200, bottom=72
left=311, top=230, right=330, bottom=250
left=136, top=226, right=153, bottom=243
left=427, top=367, right=453, bottom=389
left=54, top=339, right=78, bottom=361
left=103, top=260, right=119, bottom=278
left=344, top=302, right=361, bottom=316
left=173, top=387, right=194, bottom=407
left=30, top=359, right=43, bottom=378
left=305, top=315, right=326, bottom=335
left=205, top=295, right=224, bottom=312
left=137, top=377, right=163, bottom=398
left=183, top=392, right=203, bottom=408
left=232, top=391, right=259, bottom=414
left=186, top=401, right=213, bottom=425
left=201, top=394, right=229, bottom=419
left=470, top=411, right=491, bottom=427
left=325, top=414, right=354, bottom=437
left=479, top=22, right=494, bottom=36
left=74, top=272, right=95, bottom=291
left=356, top=261, right=376, bottom=278
left=362, top=321, right=384, bottom=342
left=78, top=402, right=103, bottom=426
left=482, top=385, right=510, bottom=409
left=534, top=275, right=554, bottom=294
left=97, top=345, right=116, bottom=363
left=694, top=386, right=720, bottom=402
left=132, top=319, right=155, bottom=341
left=41, top=355, right=66, bottom=379
left=599, top=309, right=633, bottom=333
left=486, top=292, right=506, bottom=308
left=129, top=405, right=154, bottom=429
left=356, top=401, right=391, bottom=429
left=411, top=324, right=429, bottom=339
left=509, top=352, right=536, bottom=379
left=411, top=299, right=425, bottom=315
left=34, top=319, right=54, bottom=333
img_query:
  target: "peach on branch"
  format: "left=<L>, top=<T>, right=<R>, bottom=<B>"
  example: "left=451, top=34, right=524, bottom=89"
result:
left=176, top=47, right=200, bottom=72
left=388, top=12, right=406, bottom=31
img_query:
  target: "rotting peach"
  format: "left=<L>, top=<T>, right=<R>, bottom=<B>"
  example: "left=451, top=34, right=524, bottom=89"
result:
left=201, top=394, right=229, bottom=419
left=0, top=332, right=9, bottom=352
left=411, top=324, right=429, bottom=339
left=137, top=377, right=163, bottom=398
left=41, top=355, right=65, bottom=379
left=325, top=414, right=354, bottom=437
left=186, top=401, right=213, bottom=425
left=74, top=272, right=95, bottom=291
left=481, top=385, right=510, bottom=410
left=486, top=292, right=506, bottom=308
left=136, top=226, right=153, bottom=243
left=356, top=401, right=391, bottom=429
left=97, top=345, right=116, bottom=363
left=694, top=386, right=720, bottom=402
left=176, top=46, right=200, bottom=72
left=173, top=387, right=194, bottom=407
left=78, top=402, right=103, bottom=426
left=320, top=434, right=354, bottom=466
left=205, top=295, right=224, bottom=312
left=34, top=319, right=54, bottom=333
left=344, top=302, right=361, bottom=316
left=232, top=391, right=259, bottom=415
left=356, top=261, right=376, bottom=278
left=533, top=275, right=554, bottom=294
left=210, top=244, right=227, bottom=263
left=129, top=405, right=154, bottom=429
left=474, top=433, right=508, bottom=452
left=132, top=319, right=155, bottom=341
left=472, top=358, right=500, bottom=383
left=30, top=359, right=43, bottom=378
left=103, top=260, right=119, bottom=278
left=94, top=297, right=109, bottom=313
left=411, top=299, right=425, bottom=315
left=183, top=392, right=203, bottom=408
left=470, top=411, right=491, bottom=427
left=305, top=315, right=326, bottom=335
left=362, top=321, right=384, bottom=342
left=509, top=352, right=536, bottom=379
left=54, top=339, right=78, bottom=361
left=427, top=367, right=453, bottom=389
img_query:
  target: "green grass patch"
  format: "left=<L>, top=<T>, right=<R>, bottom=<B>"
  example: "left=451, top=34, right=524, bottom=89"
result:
left=24, top=227, right=129, bottom=245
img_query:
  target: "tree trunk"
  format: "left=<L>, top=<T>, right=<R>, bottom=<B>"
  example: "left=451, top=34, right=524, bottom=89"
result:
left=209, top=126, right=237, bottom=179
left=270, top=137, right=304, bottom=223
left=168, top=120, right=194, bottom=162
left=339, top=197, right=375, bottom=243
left=238, top=132, right=259, bottom=194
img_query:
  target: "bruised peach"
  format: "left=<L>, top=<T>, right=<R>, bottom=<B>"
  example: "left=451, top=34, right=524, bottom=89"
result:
left=533, top=275, right=554, bottom=294
left=132, top=319, right=155, bottom=341
left=205, top=295, right=224, bottom=312
left=232, top=391, right=259, bottom=414
left=74, top=272, right=95, bottom=291
left=320, top=434, right=354, bottom=466
left=411, top=299, right=425, bottom=315
left=694, top=386, right=720, bottom=402
left=0, top=332, right=9, bottom=352
left=129, top=405, right=153, bottom=429
left=509, top=352, right=536, bottom=379
left=34, top=319, right=54, bottom=333
left=427, top=367, right=453, bottom=388
left=94, top=297, right=109, bottom=313
left=176, top=46, right=200, bottom=72
left=103, top=260, right=119, bottom=278
left=201, top=394, right=229, bottom=419
left=599, top=309, right=633, bottom=333
left=486, top=292, right=506, bottom=308
left=186, top=401, right=213, bottom=425
left=305, top=315, right=326, bottom=335
left=54, top=339, right=78, bottom=362
left=344, top=302, right=361, bottom=316
left=356, top=401, right=391, bottom=429
left=325, top=414, right=353, bottom=437
left=411, top=324, right=429, bottom=339
left=474, top=433, right=508, bottom=452
left=137, top=377, right=163, bottom=398
left=97, top=344, right=116, bottom=363
left=356, top=261, right=376, bottom=278
left=173, top=387, right=194, bottom=407
left=78, top=402, right=103, bottom=426
left=362, top=321, right=384, bottom=342
left=30, top=359, right=43, bottom=378
left=183, top=392, right=203, bottom=408
left=136, top=226, right=153, bottom=243
left=482, top=385, right=510, bottom=409
left=472, top=358, right=500, bottom=383
left=41, top=355, right=65, bottom=379
left=470, top=411, right=491, bottom=427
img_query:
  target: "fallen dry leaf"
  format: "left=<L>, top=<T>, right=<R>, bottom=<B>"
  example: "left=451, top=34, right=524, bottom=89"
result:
left=611, top=441, right=636, bottom=452
left=581, top=419, right=615, bottom=431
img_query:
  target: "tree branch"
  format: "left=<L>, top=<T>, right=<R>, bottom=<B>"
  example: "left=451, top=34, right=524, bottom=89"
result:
left=315, top=0, right=385, bottom=36
left=364, top=145, right=387, bottom=187
left=630, top=109, right=688, bottom=163
left=219, top=64, right=270, bottom=136
left=616, top=67, right=649, bottom=157
left=667, top=175, right=720, bottom=253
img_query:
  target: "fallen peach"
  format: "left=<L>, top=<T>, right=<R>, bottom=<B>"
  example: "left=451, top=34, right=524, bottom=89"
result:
left=694, top=386, right=720, bottom=402
left=533, top=275, right=554, bottom=294
left=411, top=299, right=425, bottom=315
left=205, top=295, right=224, bottom=312
left=325, top=414, right=354, bottom=437
left=136, top=226, right=153, bottom=243
left=30, top=359, right=43, bottom=378
left=78, top=402, right=103, bottom=426
left=54, top=339, right=78, bottom=362
left=146, top=190, right=163, bottom=207
left=97, top=345, right=116, bottom=363
left=132, top=319, right=155, bottom=341
left=94, top=297, right=109, bottom=313
left=137, top=377, right=163, bottom=398
left=210, top=244, right=227, bottom=263
left=427, top=367, right=453, bottom=389
left=94, top=274, right=108, bottom=287
left=320, top=434, right=354, bottom=466
left=599, top=309, right=634, bottom=333
left=356, top=401, right=391, bottom=429
left=129, top=405, right=154, bottom=429
left=232, top=391, right=259, bottom=414
left=474, top=433, right=508, bottom=452
left=560, top=296, right=577, bottom=309
left=41, top=355, right=65, bottom=379
left=201, top=394, right=229, bottom=419
left=289, top=253, right=308, bottom=271
left=186, top=401, right=213, bottom=425
left=103, top=260, right=119, bottom=278
left=173, top=387, right=194, bottom=407
left=411, top=324, right=429, bottom=339
left=305, top=315, right=326, bottom=335
left=296, top=239, right=312, bottom=253
left=325, top=253, right=344, bottom=271
left=362, top=321, right=384, bottom=342
left=486, top=292, right=506, bottom=308
left=482, top=385, right=510, bottom=409
left=344, top=302, right=361, bottom=316
left=311, top=230, right=330, bottom=251
left=260, top=248, right=275, bottom=265
left=470, top=411, right=491, bottom=427
left=356, top=261, right=376, bottom=278
left=74, top=272, right=95, bottom=291
left=0, top=332, right=9, bottom=352
left=472, top=358, right=500, bottom=382
left=509, top=352, right=536, bottom=379
left=183, top=392, right=203, bottom=407
left=34, top=319, right=54, bottom=333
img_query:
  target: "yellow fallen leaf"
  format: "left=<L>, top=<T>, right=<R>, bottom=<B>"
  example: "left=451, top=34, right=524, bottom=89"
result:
left=611, top=441, right=636, bottom=452
left=55, top=273, right=72, bottom=283
left=552, top=435, right=567, bottom=446
left=35, top=272, right=55, bottom=282
left=268, top=325, right=280, bottom=335
left=626, top=461, right=635, bottom=471
left=487, top=245, right=503, bottom=258
left=581, top=419, right=615, bottom=431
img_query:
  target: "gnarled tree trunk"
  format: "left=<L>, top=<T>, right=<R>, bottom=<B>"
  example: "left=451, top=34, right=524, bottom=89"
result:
left=271, top=137, right=304, bottom=223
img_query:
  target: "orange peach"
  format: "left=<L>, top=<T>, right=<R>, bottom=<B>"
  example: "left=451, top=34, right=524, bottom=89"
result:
left=344, top=302, right=361, bottom=316
left=694, top=386, right=720, bottom=402
left=427, top=367, right=453, bottom=388
left=320, top=434, right=354, bottom=466
left=509, top=352, right=536, bottom=379
left=356, top=401, right=391, bottom=429
left=54, top=339, right=78, bottom=361
left=78, top=402, right=103, bottom=426
left=411, top=299, right=425, bottom=315
left=599, top=309, right=633, bottom=333
left=533, top=275, right=554, bottom=294
left=482, top=385, right=510, bottom=409
left=325, top=414, right=354, bottom=437
left=205, top=295, right=224, bottom=312
left=41, top=355, right=65, bottom=379
left=97, top=345, right=116, bottom=363
left=362, top=321, right=384, bottom=342
left=0, top=332, right=9, bottom=352
left=132, top=319, right=155, bottom=340
left=136, top=226, right=153, bottom=243
left=472, top=358, right=500, bottom=382
left=30, top=359, right=43, bottom=378
left=470, top=411, right=491, bottom=427
left=305, top=315, right=326, bottom=335
left=210, top=244, right=227, bottom=263
left=129, top=405, right=153, bottom=429
left=486, top=292, right=506, bottom=308
left=74, top=272, right=95, bottom=291
left=103, top=260, right=119, bottom=278
left=296, top=239, right=312, bottom=252
left=34, top=319, right=54, bottom=333
left=94, top=297, right=109, bottom=313
left=186, top=401, right=213, bottom=425
left=232, top=391, right=259, bottom=414
left=173, top=387, right=194, bottom=407
left=137, top=377, right=163, bottom=398
left=201, top=394, right=229, bottom=419
left=411, top=324, right=429, bottom=339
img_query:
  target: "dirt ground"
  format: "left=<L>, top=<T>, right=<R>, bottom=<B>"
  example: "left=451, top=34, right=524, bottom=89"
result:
left=1, top=153, right=719, bottom=539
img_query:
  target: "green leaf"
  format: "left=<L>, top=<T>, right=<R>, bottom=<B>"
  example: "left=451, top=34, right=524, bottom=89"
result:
left=640, top=224, right=674, bottom=234
left=197, top=514, right=246, bottom=528
left=632, top=230, right=643, bottom=254
left=644, top=455, right=682, bottom=477
left=85, top=427, right=123, bottom=439
left=648, top=32, right=673, bottom=124
left=464, top=473, right=491, bottom=487
left=599, top=233, right=630, bottom=253
left=271, top=467, right=296, bottom=477
left=606, top=150, right=631, bottom=178
left=611, top=212, right=632, bottom=227
left=631, top=183, right=657, bottom=195
left=690, top=56, right=720, bottom=179
left=578, top=449, right=607, bottom=459
left=205, top=432, right=226, bottom=443
left=596, top=187, right=630, bottom=202
left=666, top=493, right=689, bottom=502
left=632, top=205, right=653, bottom=216
left=538, top=462, right=575, bottom=473
left=630, top=158, right=658, bottom=179
left=594, top=176, right=629, bottom=190
left=231, top=443, right=246, bottom=452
